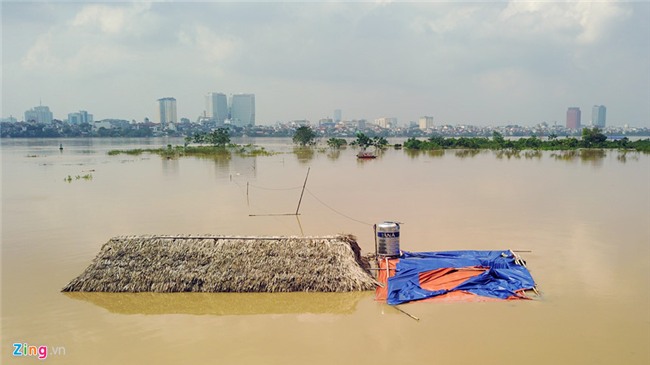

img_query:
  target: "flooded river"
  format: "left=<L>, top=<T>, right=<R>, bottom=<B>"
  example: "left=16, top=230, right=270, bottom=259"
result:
left=2, top=138, right=649, bottom=364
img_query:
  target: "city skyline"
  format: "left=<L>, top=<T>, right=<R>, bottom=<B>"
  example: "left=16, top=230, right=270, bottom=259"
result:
left=2, top=1, right=649, bottom=127
left=10, top=98, right=626, bottom=129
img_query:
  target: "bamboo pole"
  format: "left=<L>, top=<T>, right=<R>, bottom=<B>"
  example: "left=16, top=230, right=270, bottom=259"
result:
left=295, top=215, right=304, bottom=236
left=393, top=305, right=420, bottom=321
left=295, top=167, right=311, bottom=215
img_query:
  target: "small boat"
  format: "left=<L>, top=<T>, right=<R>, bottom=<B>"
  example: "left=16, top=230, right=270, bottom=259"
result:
left=357, top=149, right=376, bottom=159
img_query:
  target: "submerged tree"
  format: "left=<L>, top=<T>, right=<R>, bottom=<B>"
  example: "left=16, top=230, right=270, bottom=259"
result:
left=351, top=132, right=388, bottom=149
left=206, top=128, right=231, bottom=147
left=293, top=126, right=317, bottom=146
left=581, top=127, right=607, bottom=147
left=326, top=137, right=347, bottom=149
left=190, top=128, right=230, bottom=147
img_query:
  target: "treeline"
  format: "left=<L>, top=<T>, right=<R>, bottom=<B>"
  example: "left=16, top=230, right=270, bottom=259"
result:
left=404, top=129, right=650, bottom=152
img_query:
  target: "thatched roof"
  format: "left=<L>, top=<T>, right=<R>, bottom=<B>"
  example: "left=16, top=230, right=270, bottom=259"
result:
left=62, top=234, right=376, bottom=293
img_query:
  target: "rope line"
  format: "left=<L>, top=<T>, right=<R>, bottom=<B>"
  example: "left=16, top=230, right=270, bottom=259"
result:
left=305, top=188, right=373, bottom=226
left=249, top=184, right=303, bottom=191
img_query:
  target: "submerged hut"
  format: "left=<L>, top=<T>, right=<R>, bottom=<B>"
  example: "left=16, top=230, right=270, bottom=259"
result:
left=62, top=234, right=376, bottom=293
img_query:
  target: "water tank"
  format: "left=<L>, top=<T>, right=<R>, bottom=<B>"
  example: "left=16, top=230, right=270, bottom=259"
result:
left=376, top=222, right=400, bottom=257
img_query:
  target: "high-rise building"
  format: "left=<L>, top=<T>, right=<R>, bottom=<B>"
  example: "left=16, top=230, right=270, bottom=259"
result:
left=230, top=93, right=255, bottom=127
left=205, top=92, right=228, bottom=125
left=67, top=110, right=93, bottom=124
left=566, top=107, right=581, bottom=130
left=333, top=109, right=342, bottom=123
left=374, top=117, right=397, bottom=129
left=591, top=105, right=606, bottom=128
left=24, top=105, right=53, bottom=124
left=157, top=97, right=177, bottom=128
left=418, top=116, right=434, bottom=130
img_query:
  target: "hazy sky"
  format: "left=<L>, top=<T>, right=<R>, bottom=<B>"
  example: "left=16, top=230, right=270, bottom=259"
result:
left=2, top=0, right=649, bottom=126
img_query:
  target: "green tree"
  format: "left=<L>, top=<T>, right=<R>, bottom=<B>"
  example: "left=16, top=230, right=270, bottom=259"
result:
left=206, top=128, right=230, bottom=147
left=372, top=136, right=389, bottom=149
left=326, top=137, right=347, bottom=149
left=293, top=126, right=317, bottom=146
left=492, top=131, right=505, bottom=148
left=353, top=132, right=373, bottom=148
left=193, top=132, right=206, bottom=144
left=581, top=127, right=607, bottom=147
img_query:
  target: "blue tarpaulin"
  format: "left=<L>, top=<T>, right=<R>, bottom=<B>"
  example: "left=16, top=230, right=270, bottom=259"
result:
left=384, top=250, right=536, bottom=305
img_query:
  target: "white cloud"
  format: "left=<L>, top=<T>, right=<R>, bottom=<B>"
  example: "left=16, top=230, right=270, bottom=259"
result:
left=70, top=2, right=157, bottom=37
left=498, top=0, right=631, bottom=45
left=574, top=1, right=632, bottom=44
left=177, top=25, right=240, bottom=63
left=20, top=2, right=159, bottom=73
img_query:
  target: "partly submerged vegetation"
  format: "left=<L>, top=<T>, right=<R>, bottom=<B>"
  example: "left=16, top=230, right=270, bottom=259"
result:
left=108, top=130, right=275, bottom=159
left=64, top=174, right=93, bottom=183
left=106, top=128, right=649, bottom=162
left=326, top=137, right=347, bottom=149
left=108, top=144, right=275, bottom=159
left=404, top=129, right=650, bottom=152
left=349, top=132, right=388, bottom=150
left=292, top=125, right=317, bottom=146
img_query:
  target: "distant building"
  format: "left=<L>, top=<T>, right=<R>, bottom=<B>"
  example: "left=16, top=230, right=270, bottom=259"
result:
left=24, top=105, right=53, bottom=124
left=230, top=93, right=255, bottom=127
left=291, top=120, right=310, bottom=127
left=205, top=92, right=228, bottom=125
left=374, top=117, right=397, bottom=129
left=92, top=120, right=112, bottom=131
left=418, top=116, right=434, bottom=130
left=566, top=107, right=581, bottom=130
left=157, top=97, right=177, bottom=128
left=68, top=110, right=93, bottom=124
left=1, top=116, right=18, bottom=123
left=333, top=109, right=342, bottom=123
left=591, top=105, right=606, bottom=128
left=319, top=118, right=336, bottom=128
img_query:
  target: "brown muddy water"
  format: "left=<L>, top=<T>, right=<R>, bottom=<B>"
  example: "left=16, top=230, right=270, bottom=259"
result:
left=2, top=138, right=649, bottom=364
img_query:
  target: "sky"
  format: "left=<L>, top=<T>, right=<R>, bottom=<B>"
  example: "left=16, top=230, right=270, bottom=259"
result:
left=2, top=0, right=649, bottom=127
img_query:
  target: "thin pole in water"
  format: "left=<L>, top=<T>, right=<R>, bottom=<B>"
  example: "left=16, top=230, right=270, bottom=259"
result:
left=393, top=305, right=420, bottom=321
left=295, top=167, right=310, bottom=215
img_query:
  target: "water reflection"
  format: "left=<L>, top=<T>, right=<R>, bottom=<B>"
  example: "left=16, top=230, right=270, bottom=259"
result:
left=64, top=291, right=370, bottom=316
left=551, top=149, right=607, bottom=167
left=494, top=150, right=543, bottom=160
left=616, top=151, right=640, bottom=163
left=325, top=149, right=341, bottom=161
left=454, top=149, right=482, bottom=158
left=404, top=149, right=444, bottom=159
left=161, top=157, right=179, bottom=176
left=293, top=147, right=315, bottom=164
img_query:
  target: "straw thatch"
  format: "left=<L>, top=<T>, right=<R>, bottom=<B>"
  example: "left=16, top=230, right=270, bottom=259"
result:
left=62, top=234, right=376, bottom=293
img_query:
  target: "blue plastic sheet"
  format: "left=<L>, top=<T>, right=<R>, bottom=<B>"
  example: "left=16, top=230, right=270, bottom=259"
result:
left=386, top=250, right=535, bottom=305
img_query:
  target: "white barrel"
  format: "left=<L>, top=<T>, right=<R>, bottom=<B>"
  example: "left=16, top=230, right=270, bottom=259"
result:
left=376, top=222, right=400, bottom=257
